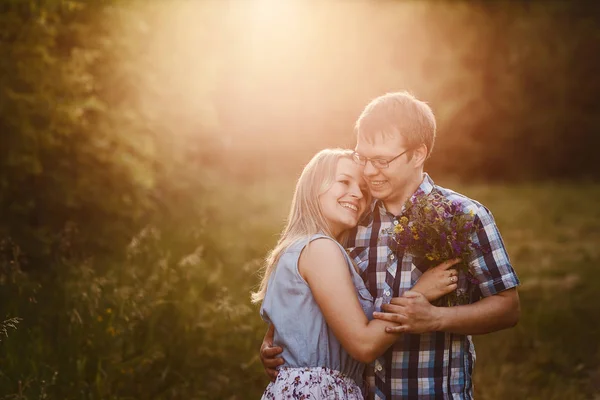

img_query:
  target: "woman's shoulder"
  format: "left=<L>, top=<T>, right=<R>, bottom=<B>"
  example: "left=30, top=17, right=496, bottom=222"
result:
left=299, top=234, right=349, bottom=270
left=286, top=233, right=339, bottom=252
left=299, top=234, right=346, bottom=257
left=276, top=234, right=341, bottom=269
left=306, top=235, right=344, bottom=253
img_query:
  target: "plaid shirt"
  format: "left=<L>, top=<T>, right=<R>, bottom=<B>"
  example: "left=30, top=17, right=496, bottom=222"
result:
left=345, top=174, right=520, bottom=400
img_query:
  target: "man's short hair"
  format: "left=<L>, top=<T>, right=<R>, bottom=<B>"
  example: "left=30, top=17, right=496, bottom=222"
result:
left=355, top=91, right=437, bottom=159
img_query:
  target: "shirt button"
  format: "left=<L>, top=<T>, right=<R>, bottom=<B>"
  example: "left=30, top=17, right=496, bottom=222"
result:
left=384, top=290, right=391, bottom=297
left=376, top=364, right=383, bottom=372
left=389, top=254, right=395, bottom=260
left=393, top=220, right=399, bottom=226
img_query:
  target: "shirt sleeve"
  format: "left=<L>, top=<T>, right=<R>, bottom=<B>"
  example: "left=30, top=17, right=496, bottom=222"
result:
left=469, top=205, right=520, bottom=297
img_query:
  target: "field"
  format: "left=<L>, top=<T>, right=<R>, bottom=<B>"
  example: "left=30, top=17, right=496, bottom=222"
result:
left=1, top=179, right=599, bottom=399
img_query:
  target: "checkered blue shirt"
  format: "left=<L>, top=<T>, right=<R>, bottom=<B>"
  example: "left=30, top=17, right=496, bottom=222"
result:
left=345, top=174, right=520, bottom=400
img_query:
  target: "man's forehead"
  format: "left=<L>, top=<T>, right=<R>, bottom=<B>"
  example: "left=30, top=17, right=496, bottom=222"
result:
left=355, top=134, right=406, bottom=155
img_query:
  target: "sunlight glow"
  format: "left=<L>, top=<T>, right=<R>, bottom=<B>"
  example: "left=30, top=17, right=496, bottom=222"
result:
left=113, top=0, right=486, bottom=164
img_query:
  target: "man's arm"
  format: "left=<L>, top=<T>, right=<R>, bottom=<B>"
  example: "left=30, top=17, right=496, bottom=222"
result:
left=259, top=324, right=284, bottom=382
left=436, top=287, right=520, bottom=334
left=376, top=202, right=521, bottom=335
left=375, top=288, right=520, bottom=335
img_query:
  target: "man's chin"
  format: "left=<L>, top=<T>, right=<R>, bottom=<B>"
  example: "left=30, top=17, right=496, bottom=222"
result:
left=368, top=186, right=390, bottom=199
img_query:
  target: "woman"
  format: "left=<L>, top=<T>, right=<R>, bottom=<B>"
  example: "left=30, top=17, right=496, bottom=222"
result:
left=252, top=149, right=457, bottom=399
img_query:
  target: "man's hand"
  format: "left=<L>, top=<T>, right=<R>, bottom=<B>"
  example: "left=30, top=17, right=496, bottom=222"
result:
left=260, top=324, right=284, bottom=382
left=374, top=288, right=520, bottom=336
left=373, top=291, right=442, bottom=334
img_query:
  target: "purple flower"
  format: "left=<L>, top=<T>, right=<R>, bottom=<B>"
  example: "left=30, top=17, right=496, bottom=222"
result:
left=451, top=200, right=461, bottom=213
left=451, top=240, right=462, bottom=255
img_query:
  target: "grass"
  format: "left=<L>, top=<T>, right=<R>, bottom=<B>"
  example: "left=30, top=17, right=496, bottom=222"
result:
left=449, top=181, right=600, bottom=400
left=1, top=178, right=598, bottom=399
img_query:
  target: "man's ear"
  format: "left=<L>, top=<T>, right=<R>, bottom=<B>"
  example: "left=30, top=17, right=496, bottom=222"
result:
left=412, top=144, right=428, bottom=168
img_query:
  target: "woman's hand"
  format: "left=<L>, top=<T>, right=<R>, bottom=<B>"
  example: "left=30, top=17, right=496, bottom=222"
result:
left=412, top=258, right=461, bottom=302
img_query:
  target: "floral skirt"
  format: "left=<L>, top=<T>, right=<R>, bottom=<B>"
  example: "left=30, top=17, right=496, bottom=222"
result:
left=261, top=366, right=364, bottom=400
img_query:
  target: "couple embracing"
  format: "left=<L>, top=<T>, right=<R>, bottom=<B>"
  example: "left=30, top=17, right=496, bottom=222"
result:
left=251, top=92, right=520, bottom=400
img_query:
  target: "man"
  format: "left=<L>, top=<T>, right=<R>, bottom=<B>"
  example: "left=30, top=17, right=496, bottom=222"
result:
left=260, top=92, right=520, bottom=399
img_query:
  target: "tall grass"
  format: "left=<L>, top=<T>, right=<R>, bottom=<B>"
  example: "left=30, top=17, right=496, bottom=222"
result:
left=0, top=180, right=598, bottom=399
left=454, top=182, right=600, bottom=400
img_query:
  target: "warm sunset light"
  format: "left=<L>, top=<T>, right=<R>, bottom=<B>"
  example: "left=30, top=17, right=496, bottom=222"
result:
left=118, top=0, right=539, bottom=179
left=2, top=0, right=598, bottom=398
left=122, top=1, right=432, bottom=158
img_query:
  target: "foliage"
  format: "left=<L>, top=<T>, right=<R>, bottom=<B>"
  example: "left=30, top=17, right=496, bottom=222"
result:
left=0, top=0, right=261, bottom=398
left=0, top=0, right=599, bottom=399
left=0, top=317, right=21, bottom=343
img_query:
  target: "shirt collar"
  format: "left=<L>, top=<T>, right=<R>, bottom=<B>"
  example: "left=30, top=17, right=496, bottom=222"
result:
left=412, top=172, right=435, bottom=199
left=360, top=173, right=436, bottom=224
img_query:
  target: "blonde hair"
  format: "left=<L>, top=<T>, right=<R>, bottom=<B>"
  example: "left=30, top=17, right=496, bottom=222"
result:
left=251, top=148, right=366, bottom=303
left=355, top=91, right=437, bottom=159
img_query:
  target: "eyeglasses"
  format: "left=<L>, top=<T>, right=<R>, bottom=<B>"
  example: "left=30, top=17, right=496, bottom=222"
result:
left=352, top=149, right=411, bottom=169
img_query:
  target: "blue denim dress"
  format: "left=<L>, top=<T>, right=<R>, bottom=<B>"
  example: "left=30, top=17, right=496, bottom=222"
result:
left=260, top=234, right=374, bottom=399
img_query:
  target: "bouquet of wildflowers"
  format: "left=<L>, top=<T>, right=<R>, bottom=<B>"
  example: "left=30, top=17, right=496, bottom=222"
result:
left=384, top=191, right=484, bottom=306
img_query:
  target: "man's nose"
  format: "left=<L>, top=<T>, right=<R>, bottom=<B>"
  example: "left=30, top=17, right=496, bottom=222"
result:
left=363, top=161, right=379, bottom=176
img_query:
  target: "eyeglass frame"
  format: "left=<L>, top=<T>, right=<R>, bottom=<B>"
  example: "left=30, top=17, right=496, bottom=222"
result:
left=351, top=148, right=412, bottom=169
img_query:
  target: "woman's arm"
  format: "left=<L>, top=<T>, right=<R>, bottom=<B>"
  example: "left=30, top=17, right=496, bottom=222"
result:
left=299, top=238, right=400, bottom=364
